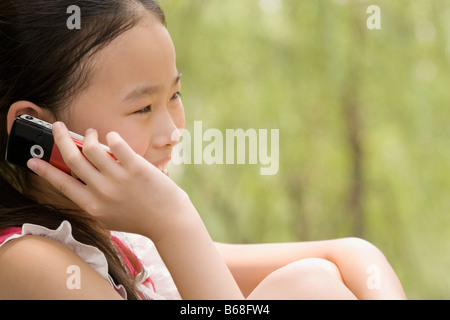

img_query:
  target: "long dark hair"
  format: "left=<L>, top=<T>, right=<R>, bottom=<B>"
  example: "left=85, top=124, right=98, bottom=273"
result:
left=0, top=0, right=166, bottom=300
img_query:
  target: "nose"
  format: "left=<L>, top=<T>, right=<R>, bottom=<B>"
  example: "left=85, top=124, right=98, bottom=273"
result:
left=151, top=109, right=182, bottom=149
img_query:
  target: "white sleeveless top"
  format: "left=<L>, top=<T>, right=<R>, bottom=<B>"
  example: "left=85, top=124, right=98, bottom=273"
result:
left=0, top=221, right=181, bottom=300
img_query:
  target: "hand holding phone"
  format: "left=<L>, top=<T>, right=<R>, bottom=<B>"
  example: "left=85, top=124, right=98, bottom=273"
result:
left=5, top=114, right=114, bottom=177
left=24, top=120, right=191, bottom=238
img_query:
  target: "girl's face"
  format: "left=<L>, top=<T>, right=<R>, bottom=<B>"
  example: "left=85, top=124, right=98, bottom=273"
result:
left=59, top=13, right=184, bottom=174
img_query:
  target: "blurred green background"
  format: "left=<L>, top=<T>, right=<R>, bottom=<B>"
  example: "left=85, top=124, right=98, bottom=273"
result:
left=160, top=0, right=450, bottom=299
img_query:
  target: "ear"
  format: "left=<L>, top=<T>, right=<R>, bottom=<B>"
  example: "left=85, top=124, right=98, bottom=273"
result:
left=6, top=101, right=55, bottom=134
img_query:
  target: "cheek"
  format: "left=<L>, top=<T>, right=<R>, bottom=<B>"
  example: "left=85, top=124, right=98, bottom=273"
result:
left=59, top=110, right=107, bottom=139
left=115, top=130, right=149, bottom=156
left=173, top=104, right=185, bottom=131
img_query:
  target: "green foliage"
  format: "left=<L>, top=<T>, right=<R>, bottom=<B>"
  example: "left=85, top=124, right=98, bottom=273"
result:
left=160, top=0, right=450, bottom=299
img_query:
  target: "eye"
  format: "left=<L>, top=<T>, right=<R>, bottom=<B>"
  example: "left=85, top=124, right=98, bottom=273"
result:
left=171, top=91, right=182, bottom=100
left=135, top=105, right=152, bottom=114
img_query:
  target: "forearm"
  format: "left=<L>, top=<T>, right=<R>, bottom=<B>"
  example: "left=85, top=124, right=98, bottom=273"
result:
left=150, top=204, right=244, bottom=300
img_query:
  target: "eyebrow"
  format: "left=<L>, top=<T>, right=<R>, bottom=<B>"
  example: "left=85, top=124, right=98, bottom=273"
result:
left=122, top=73, right=182, bottom=102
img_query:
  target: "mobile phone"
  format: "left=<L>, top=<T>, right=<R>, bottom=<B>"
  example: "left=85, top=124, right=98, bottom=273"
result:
left=5, top=114, right=113, bottom=176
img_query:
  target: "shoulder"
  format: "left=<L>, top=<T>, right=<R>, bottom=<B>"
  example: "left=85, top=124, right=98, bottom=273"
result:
left=0, top=235, right=122, bottom=300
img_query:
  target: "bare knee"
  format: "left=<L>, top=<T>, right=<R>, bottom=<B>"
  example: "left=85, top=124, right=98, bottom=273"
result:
left=297, top=258, right=344, bottom=282
left=329, top=237, right=387, bottom=265
left=268, top=258, right=345, bottom=291
left=247, top=258, right=356, bottom=300
left=334, top=237, right=383, bottom=255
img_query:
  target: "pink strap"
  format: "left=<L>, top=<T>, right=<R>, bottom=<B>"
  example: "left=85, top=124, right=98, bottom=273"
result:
left=111, top=236, right=156, bottom=292
left=0, top=227, right=22, bottom=245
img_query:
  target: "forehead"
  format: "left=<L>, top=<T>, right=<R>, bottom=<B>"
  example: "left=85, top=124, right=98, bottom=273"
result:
left=86, top=14, right=177, bottom=99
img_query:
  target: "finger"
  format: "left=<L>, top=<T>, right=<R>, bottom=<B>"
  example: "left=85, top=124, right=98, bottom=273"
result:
left=27, top=158, right=92, bottom=208
left=82, top=128, right=118, bottom=174
left=52, top=122, right=100, bottom=182
left=105, top=132, right=145, bottom=170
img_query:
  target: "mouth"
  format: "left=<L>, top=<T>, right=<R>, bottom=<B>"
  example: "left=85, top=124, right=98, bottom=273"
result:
left=152, top=158, right=171, bottom=176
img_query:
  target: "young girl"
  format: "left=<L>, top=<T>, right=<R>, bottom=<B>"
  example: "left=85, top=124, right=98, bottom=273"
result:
left=0, top=0, right=406, bottom=300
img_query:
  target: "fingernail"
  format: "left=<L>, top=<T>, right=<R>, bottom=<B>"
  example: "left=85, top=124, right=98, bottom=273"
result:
left=52, top=121, right=63, bottom=132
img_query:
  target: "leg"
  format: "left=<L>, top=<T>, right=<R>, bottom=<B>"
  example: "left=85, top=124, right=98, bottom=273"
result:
left=324, top=238, right=406, bottom=300
left=218, top=238, right=406, bottom=299
left=247, top=258, right=357, bottom=300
